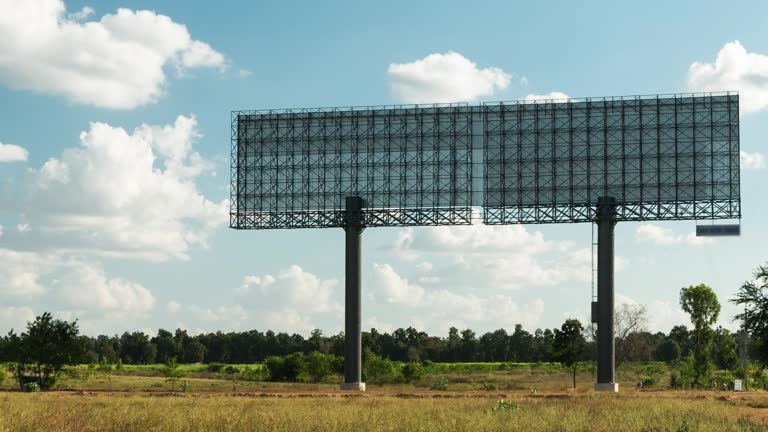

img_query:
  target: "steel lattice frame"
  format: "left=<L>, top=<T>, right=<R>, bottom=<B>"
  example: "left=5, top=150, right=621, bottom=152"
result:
left=482, top=93, right=739, bottom=224
left=231, top=104, right=474, bottom=229
left=230, top=93, right=740, bottom=229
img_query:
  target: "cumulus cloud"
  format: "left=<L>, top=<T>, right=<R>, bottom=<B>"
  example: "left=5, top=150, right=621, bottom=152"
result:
left=167, top=301, right=181, bottom=313
left=741, top=150, right=765, bottom=169
left=635, top=224, right=712, bottom=246
left=0, top=248, right=155, bottom=326
left=0, top=0, right=225, bottom=109
left=0, top=143, right=28, bottom=162
left=394, top=224, right=591, bottom=289
left=57, top=262, right=155, bottom=317
left=237, top=265, right=342, bottom=333
left=524, top=92, right=571, bottom=102
left=371, top=262, right=545, bottom=333
left=0, top=306, right=36, bottom=332
left=388, top=51, right=511, bottom=103
left=4, top=115, right=227, bottom=261
left=687, top=41, right=768, bottom=113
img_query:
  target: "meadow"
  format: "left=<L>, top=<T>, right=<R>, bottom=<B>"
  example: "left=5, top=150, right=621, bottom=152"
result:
left=0, top=362, right=766, bottom=431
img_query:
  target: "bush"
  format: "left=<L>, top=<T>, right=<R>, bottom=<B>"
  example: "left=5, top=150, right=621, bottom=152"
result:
left=482, top=382, right=498, bottom=391
left=223, top=365, right=241, bottom=374
left=307, top=352, right=336, bottom=383
left=401, top=362, right=425, bottom=383
left=429, top=376, right=449, bottom=391
left=641, top=376, right=657, bottom=387
left=23, top=382, right=40, bottom=393
left=0, top=370, right=7, bottom=384
left=241, top=367, right=267, bottom=382
left=207, top=363, right=225, bottom=373
left=363, top=353, right=401, bottom=385
left=265, top=354, right=306, bottom=382
left=670, top=360, right=695, bottom=389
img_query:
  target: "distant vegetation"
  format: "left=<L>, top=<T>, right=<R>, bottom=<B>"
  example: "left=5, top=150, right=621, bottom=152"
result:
left=1, top=262, right=767, bottom=392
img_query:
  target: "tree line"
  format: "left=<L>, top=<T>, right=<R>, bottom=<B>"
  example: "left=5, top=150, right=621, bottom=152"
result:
left=1, top=262, right=767, bottom=389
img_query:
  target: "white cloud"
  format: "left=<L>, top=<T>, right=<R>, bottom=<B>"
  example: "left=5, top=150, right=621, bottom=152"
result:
left=741, top=150, right=765, bottom=169
left=371, top=263, right=425, bottom=304
left=0, top=143, right=28, bottom=162
left=189, top=304, right=247, bottom=324
left=57, top=262, right=155, bottom=317
left=66, top=6, right=93, bottom=21
left=236, top=265, right=342, bottom=333
left=371, top=262, right=545, bottom=333
left=394, top=224, right=591, bottom=289
left=687, top=41, right=768, bottom=113
left=0, top=306, right=36, bottom=332
left=524, top=91, right=571, bottom=102
left=635, top=224, right=713, bottom=246
left=6, top=115, right=227, bottom=261
left=167, top=301, right=181, bottom=313
left=388, top=51, right=511, bottom=103
left=0, top=249, right=49, bottom=297
left=0, top=0, right=225, bottom=109
left=16, top=224, right=30, bottom=233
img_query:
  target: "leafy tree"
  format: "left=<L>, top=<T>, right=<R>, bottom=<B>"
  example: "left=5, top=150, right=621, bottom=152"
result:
left=306, top=352, right=334, bottom=382
left=732, top=263, right=768, bottom=365
left=680, top=284, right=721, bottom=386
left=713, top=328, right=739, bottom=371
left=655, top=339, right=681, bottom=364
left=183, top=340, right=206, bottom=363
left=16, top=313, right=86, bottom=389
left=553, top=319, right=587, bottom=389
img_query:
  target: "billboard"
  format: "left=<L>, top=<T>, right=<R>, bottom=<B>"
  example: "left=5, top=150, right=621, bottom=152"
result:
left=231, top=105, right=475, bottom=229
left=482, top=93, right=739, bottom=223
left=230, top=93, right=740, bottom=229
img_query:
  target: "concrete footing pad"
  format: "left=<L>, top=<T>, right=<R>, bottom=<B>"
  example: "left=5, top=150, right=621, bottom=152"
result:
left=340, top=382, right=366, bottom=391
left=594, top=382, right=619, bottom=392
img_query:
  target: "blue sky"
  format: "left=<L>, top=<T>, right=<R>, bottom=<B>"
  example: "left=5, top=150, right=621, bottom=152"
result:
left=0, top=0, right=766, bottom=337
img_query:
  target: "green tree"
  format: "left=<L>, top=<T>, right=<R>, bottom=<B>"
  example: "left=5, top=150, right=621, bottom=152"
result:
left=553, top=319, right=587, bottom=389
left=306, top=352, right=334, bottom=383
left=680, top=284, right=721, bottom=386
left=713, top=328, right=739, bottom=371
left=17, top=312, right=87, bottom=389
left=655, top=339, right=681, bottom=364
left=731, top=263, right=768, bottom=365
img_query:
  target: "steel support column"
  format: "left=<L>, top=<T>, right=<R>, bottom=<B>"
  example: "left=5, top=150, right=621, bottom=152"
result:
left=341, top=196, right=365, bottom=391
left=595, top=196, right=618, bottom=392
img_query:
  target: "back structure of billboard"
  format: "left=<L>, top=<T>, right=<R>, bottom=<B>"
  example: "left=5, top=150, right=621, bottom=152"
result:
left=483, top=93, right=739, bottom=224
left=231, top=93, right=739, bottom=229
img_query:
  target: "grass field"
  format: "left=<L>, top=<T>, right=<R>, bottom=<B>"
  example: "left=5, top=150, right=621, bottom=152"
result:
left=0, top=364, right=766, bottom=431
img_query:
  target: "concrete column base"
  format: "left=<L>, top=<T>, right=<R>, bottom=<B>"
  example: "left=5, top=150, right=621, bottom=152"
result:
left=594, top=383, right=619, bottom=392
left=340, top=382, right=366, bottom=391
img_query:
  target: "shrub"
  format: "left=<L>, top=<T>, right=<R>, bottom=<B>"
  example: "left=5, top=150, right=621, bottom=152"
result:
left=641, top=376, right=657, bottom=387
left=162, top=357, right=183, bottom=383
left=180, top=379, right=191, bottom=393
left=429, top=376, right=449, bottom=391
left=493, top=399, right=520, bottom=413
left=307, top=352, right=335, bottom=383
left=401, top=362, right=425, bottom=383
left=670, top=360, right=695, bottom=389
left=265, top=354, right=306, bottom=382
left=363, top=353, right=401, bottom=385
left=207, top=363, right=225, bottom=373
left=482, top=382, right=497, bottom=391
left=115, top=359, right=123, bottom=370
left=23, top=382, right=40, bottom=393
left=0, top=370, right=7, bottom=384
left=223, top=365, right=241, bottom=374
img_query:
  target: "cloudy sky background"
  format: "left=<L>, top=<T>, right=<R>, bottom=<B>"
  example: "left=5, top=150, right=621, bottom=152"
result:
left=0, top=0, right=766, bottom=337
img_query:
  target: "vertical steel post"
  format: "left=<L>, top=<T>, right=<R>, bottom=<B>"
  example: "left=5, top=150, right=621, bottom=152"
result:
left=595, top=196, right=618, bottom=392
left=342, top=196, right=365, bottom=391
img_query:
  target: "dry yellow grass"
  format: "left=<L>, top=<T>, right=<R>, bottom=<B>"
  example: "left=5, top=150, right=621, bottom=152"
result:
left=0, top=391, right=765, bottom=432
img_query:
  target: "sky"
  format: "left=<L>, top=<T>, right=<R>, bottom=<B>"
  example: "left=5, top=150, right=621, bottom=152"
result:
left=0, top=0, right=766, bottom=337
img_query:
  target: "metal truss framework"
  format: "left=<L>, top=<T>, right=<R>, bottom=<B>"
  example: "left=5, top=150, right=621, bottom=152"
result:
left=231, top=93, right=740, bottom=229
left=482, top=93, right=740, bottom=224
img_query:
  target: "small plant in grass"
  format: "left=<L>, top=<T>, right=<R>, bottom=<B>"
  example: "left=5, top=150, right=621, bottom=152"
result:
left=115, top=359, right=123, bottom=371
left=529, top=387, right=538, bottom=395
left=180, top=379, right=191, bottom=393
left=493, top=399, right=519, bottom=413
left=23, top=382, right=40, bottom=392
left=481, top=382, right=497, bottom=391
left=429, top=376, right=448, bottom=391
left=162, top=357, right=183, bottom=384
